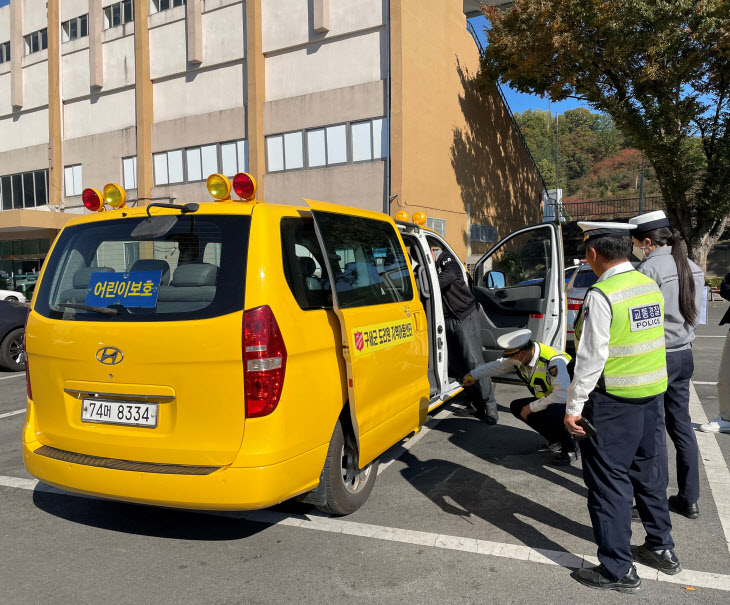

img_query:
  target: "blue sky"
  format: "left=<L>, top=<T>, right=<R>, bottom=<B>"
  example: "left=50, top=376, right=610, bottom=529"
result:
left=469, top=15, right=592, bottom=116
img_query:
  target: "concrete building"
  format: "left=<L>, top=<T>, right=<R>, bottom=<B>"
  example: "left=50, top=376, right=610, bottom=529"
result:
left=0, top=0, right=543, bottom=287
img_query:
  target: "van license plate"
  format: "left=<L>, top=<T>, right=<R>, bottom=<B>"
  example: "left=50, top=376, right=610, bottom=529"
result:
left=81, top=399, right=158, bottom=428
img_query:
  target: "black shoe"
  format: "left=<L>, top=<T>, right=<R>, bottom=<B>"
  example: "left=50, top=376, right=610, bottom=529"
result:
left=480, top=407, right=498, bottom=425
left=631, top=544, right=682, bottom=575
left=538, top=441, right=562, bottom=453
left=552, top=449, right=579, bottom=466
left=631, top=506, right=641, bottom=523
left=453, top=406, right=477, bottom=418
left=668, top=495, right=699, bottom=519
left=573, top=564, right=641, bottom=594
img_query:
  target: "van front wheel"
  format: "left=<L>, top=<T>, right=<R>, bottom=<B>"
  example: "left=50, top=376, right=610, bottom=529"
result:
left=316, top=419, right=378, bottom=516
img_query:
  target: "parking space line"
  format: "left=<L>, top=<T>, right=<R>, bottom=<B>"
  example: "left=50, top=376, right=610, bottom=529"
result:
left=377, top=406, right=454, bottom=476
left=695, top=336, right=727, bottom=338
left=0, top=374, right=24, bottom=381
left=0, top=409, right=25, bottom=420
left=690, top=381, right=730, bottom=557
left=1, top=473, right=728, bottom=592
left=694, top=381, right=718, bottom=386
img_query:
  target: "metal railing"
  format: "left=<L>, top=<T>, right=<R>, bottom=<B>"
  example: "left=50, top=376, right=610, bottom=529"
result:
left=561, top=195, right=667, bottom=221
left=466, top=20, right=547, bottom=190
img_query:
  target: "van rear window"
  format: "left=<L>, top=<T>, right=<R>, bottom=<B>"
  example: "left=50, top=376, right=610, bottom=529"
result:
left=34, top=215, right=250, bottom=322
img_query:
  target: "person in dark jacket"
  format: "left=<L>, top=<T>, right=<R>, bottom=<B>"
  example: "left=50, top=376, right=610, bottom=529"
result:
left=435, top=249, right=498, bottom=424
left=700, top=272, right=730, bottom=434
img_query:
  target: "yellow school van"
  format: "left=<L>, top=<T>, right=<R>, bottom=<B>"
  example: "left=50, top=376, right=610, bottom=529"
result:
left=22, top=174, right=565, bottom=515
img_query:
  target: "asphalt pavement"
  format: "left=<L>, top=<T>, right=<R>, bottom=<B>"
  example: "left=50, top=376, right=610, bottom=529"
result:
left=0, top=302, right=729, bottom=604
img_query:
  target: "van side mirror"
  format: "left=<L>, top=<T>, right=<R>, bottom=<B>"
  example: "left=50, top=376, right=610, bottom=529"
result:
left=485, top=270, right=506, bottom=289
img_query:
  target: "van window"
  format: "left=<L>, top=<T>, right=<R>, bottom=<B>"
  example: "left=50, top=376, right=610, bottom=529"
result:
left=312, top=212, right=413, bottom=309
left=34, top=215, right=250, bottom=322
left=281, top=217, right=331, bottom=310
left=573, top=268, right=599, bottom=289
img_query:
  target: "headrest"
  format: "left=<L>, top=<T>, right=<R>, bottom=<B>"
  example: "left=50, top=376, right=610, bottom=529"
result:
left=73, top=266, right=114, bottom=289
left=298, top=257, right=316, bottom=277
left=130, top=259, right=171, bottom=286
left=170, top=263, right=218, bottom=287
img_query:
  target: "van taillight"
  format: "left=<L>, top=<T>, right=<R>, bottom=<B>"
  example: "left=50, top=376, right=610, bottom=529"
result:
left=24, top=333, right=31, bottom=400
left=243, top=305, right=287, bottom=418
left=567, top=298, right=582, bottom=311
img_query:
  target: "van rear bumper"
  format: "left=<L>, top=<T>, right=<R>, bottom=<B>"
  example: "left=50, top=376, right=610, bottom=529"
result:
left=22, top=438, right=326, bottom=511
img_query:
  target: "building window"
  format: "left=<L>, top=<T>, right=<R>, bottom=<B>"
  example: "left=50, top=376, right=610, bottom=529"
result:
left=150, top=0, right=187, bottom=14
left=153, top=140, right=246, bottom=185
left=0, top=170, right=49, bottom=210
left=104, top=0, right=134, bottom=30
left=24, top=29, right=48, bottom=56
left=62, top=14, right=89, bottom=43
left=0, top=41, right=10, bottom=64
left=122, top=157, right=137, bottom=190
left=427, top=217, right=447, bottom=238
left=306, top=129, right=326, bottom=168
left=326, top=125, right=348, bottom=165
left=64, top=165, right=83, bottom=197
left=266, top=136, right=284, bottom=173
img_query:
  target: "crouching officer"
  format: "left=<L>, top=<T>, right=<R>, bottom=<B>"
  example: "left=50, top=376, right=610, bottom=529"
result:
left=566, top=221, right=679, bottom=594
left=463, top=329, right=578, bottom=465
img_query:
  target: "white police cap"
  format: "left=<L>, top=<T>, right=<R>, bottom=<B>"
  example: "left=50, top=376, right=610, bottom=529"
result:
left=496, top=329, right=533, bottom=355
left=629, top=210, right=671, bottom=234
left=577, top=221, right=636, bottom=252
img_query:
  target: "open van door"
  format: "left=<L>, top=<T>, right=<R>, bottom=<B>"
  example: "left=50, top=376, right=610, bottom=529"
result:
left=472, top=223, right=566, bottom=377
left=307, top=201, right=430, bottom=468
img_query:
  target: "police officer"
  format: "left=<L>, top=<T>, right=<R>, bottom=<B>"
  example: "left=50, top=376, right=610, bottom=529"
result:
left=629, top=211, right=705, bottom=520
left=566, top=222, right=680, bottom=593
left=435, top=248, right=499, bottom=424
left=463, top=329, right=578, bottom=465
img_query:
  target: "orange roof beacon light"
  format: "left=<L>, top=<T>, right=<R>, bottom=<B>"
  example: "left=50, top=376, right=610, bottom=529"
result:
left=82, top=188, right=104, bottom=212
left=206, top=173, right=232, bottom=201
left=395, top=211, right=409, bottom=222
left=103, top=183, right=127, bottom=209
left=412, top=211, right=427, bottom=226
left=232, top=172, right=257, bottom=201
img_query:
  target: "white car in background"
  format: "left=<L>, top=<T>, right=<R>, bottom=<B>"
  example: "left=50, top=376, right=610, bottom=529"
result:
left=0, top=290, right=27, bottom=304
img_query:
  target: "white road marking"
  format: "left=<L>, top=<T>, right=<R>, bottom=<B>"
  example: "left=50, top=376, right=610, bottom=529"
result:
left=690, top=381, right=730, bottom=557
left=694, top=336, right=727, bottom=338
left=377, top=406, right=453, bottom=475
left=0, top=474, right=728, bottom=591
left=0, top=373, right=24, bottom=381
left=694, top=381, right=718, bottom=386
left=0, top=409, right=25, bottom=419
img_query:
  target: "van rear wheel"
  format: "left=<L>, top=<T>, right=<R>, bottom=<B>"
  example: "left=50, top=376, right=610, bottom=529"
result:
left=316, top=419, right=378, bottom=516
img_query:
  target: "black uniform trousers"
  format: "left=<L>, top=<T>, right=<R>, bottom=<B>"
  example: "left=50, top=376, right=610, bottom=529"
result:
left=445, top=310, right=496, bottom=414
left=509, top=397, right=574, bottom=451
left=657, top=348, right=700, bottom=505
left=580, top=390, right=674, bottom=581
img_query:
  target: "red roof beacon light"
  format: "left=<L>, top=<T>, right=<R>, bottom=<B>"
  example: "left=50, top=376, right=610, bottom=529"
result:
left=232, top=173, right=258, bottom=201
left=82, top=188, right=104, bottom=212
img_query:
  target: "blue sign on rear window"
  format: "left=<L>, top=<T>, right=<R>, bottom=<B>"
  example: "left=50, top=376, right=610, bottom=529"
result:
left=85, top=270, right=162, bottom=308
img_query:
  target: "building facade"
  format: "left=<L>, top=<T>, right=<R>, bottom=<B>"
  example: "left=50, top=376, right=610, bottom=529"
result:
left=0, top=0, right=543, bottom=287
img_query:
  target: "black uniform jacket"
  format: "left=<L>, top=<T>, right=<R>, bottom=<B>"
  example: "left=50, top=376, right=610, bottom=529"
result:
left=721, top=272, right=730, bottom=326
left=436, top=253, right=476, bottom=321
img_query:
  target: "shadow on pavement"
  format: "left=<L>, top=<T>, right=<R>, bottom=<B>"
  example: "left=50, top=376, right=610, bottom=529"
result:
left=31, top=489, right=273, bottom=541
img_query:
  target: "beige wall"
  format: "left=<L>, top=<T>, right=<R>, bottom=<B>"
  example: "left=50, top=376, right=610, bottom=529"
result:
left=391, top=0, right=542, bottom=260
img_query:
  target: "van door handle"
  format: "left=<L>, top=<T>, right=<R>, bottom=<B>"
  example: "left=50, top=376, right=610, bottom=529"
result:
left=413, top=311, right=426, bottom=332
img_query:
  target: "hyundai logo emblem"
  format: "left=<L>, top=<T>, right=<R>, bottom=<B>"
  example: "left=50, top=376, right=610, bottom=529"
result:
left=96, top=347, right=124, bottom=365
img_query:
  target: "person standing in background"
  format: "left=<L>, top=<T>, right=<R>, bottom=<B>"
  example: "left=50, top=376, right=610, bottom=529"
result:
left=700, top=271, right=730, bottom=434
left=629, top=211, right=705, bottom=520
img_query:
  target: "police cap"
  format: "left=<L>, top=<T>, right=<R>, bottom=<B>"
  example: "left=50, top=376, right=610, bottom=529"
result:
left=629, top=210, right=671, bottom=235
left=497, top=329, right=533, bottom=356
left=577, top=221, right=636, bottom=253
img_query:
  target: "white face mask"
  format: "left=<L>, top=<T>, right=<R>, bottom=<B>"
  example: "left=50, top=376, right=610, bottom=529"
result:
left=633, top=245, right=648, bottom=261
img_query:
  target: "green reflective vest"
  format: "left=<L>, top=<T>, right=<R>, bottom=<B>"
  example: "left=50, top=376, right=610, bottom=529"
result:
left=516, top=343, right=572, bottom=398
left=575, top=269, right=667, bottom=399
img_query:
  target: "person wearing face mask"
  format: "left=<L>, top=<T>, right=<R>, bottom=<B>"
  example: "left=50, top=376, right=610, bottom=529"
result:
left=463, top=329, right=577, bottom=465
left=628, top=211, right=705, bottom=521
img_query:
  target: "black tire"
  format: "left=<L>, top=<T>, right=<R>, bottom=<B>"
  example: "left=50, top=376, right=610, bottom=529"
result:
left=316, top=419, right=379, bottom=516
left=0, top=328, right=25, bottom=372
left=4, top=296, right=18, bottom=303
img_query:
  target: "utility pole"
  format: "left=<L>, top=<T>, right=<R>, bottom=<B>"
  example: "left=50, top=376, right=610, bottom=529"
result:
left=638, top=154, right=645, bottom=214
left=554, top=113, right=560, bottom=221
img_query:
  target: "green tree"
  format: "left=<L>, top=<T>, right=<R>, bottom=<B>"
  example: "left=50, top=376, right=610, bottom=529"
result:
left=481, top=0, right=730, bottom=270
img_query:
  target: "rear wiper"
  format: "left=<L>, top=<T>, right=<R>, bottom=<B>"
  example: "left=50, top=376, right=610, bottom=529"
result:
left=56, top=303, right=119, bottom=316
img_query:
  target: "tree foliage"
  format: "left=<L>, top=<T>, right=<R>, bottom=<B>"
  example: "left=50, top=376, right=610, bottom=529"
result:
left=481, top=0, right=730, bottom=269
